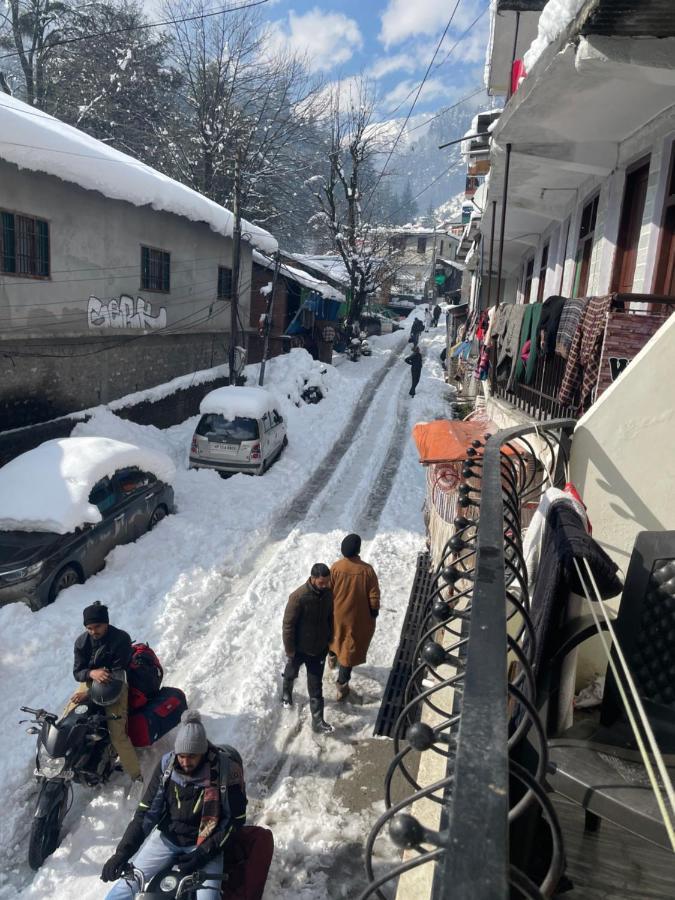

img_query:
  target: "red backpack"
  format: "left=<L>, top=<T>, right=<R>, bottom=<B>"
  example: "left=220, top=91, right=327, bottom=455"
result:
left=127, top=642, right=163, bottom=710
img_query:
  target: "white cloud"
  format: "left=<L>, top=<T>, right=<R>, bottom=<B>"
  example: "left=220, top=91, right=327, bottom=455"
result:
left=267, top=7, right=363, bottom=73
left=382, top=76, right=450, bottom=111
left=367, top=53, right=417, bottom=80
left=379, top=0, right=452, bottom=48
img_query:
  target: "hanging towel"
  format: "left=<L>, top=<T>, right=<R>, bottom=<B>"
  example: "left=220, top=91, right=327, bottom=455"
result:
left=555, top=297, right=587, bottom=359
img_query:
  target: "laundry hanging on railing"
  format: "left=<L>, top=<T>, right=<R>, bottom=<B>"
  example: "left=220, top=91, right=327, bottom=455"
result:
left=558, top=294, right=613, bottom=410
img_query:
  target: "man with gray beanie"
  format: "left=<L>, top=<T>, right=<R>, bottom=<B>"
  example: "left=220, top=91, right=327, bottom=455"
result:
left=327, top=534, right=380, bottom=701
left=62, top=601, right=140, bottom=780
left=102, top=709, right=247, bottom=898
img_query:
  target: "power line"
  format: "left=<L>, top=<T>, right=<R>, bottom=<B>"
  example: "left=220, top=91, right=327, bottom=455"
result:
left=0, top=0, right=273, bottom=62
left=364, top=0, right=463, bottom=213
left=404, top=87, right=485, bottom=136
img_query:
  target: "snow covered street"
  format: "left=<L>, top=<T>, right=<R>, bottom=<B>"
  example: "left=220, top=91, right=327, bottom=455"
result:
left=0, top=327, right=453, bottom=899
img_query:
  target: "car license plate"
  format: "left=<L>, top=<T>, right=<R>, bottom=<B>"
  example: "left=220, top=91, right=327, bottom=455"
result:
left=212, top=442, right=237, bottom=452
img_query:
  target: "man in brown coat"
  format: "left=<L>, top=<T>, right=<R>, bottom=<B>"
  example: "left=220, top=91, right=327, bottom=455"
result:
left=282, top=563, right=333, bottom=733
left=328, top=533, right=380, bottom=701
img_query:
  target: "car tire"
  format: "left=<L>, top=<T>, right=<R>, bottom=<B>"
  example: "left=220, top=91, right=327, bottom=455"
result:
left=148, top=505, right=168, bottom=529
left=46, top=565, right=82, bottom=606
left=282, top=435, right=289, bottom=449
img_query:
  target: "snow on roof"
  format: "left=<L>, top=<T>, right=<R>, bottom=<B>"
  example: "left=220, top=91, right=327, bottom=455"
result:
left=291, top=254, right=351, bottom=287
left=199, top=386, right=278, bottom=420
left=438, top=256, right=465, bottom=271
left=0, top=436, right=176, bottom=534
left=524, top=0, right=586, bottom=73
left=252, top=251, right=343, bottom=301
left=0, top=93, right=277, bottom=254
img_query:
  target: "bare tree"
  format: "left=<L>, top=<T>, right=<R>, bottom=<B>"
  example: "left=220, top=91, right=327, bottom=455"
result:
left=311, top=78, right=399, bottom=324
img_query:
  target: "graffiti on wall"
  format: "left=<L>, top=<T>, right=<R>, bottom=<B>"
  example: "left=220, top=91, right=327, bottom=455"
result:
left=88, top=295, right=167, bottom=330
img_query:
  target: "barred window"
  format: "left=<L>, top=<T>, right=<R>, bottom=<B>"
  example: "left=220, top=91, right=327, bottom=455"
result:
left=218, top=265, right=232, bottom=299
left=0, top=210, right=50, bottom=277
left=141, top=246, right=170, bottom=292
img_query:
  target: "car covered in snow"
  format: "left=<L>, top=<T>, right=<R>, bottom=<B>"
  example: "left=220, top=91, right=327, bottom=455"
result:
left=189, top=386, right=287, bottom=476
left=0, top=436, right=176, bottom=611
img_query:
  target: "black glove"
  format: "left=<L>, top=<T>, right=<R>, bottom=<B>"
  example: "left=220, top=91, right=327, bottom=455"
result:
left=370, top=608, right=379, bottom=619
left=101, top=851, right=128, bottom=882
left=175, top=850, right=206, bottom=876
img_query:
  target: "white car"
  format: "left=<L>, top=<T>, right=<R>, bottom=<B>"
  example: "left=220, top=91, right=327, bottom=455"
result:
left=189, top=386, right=288, bottom=476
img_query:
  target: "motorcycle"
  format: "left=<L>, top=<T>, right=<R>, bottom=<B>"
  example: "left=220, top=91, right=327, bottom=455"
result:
left=20, top=699, right=119, bottom=870
left=119, top=863, right=230, bottom=899
left=346, top=336, right=361, bottom=362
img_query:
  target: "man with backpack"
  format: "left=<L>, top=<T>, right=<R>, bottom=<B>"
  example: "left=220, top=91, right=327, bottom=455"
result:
left=405, top=346, right=423, bottom=397
left=63, top=601, right=141, bottom=781
left=101, top=709, right=247, bottom=899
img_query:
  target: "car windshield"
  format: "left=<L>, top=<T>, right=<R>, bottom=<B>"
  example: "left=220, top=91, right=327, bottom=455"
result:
left=196, top=414, right=259, bottom=442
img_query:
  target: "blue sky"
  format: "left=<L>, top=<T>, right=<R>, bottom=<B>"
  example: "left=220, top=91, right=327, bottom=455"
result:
left=263, top=0, right=492, bottom=118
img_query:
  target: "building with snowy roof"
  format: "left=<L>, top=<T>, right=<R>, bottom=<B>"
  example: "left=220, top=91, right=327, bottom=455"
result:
left=0, top=93, right=277, bottom=430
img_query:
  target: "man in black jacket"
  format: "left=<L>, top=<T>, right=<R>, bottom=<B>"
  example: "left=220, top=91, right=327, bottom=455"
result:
left=63, top=601, right=140, bottom=779
left=281, top=563, right=333, bottom=733
left=405, top=346, right=423, bottom=397
left=101, top=710, right=247, bottom=899
left=409, top=316, right=424, bottom=348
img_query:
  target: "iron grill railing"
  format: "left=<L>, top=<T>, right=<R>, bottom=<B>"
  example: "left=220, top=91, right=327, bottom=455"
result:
left=361, top=419, right=576, bottom=899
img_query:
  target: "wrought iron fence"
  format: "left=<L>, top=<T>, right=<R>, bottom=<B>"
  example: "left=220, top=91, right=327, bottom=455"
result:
left=360, top=419, right=576, bottom=900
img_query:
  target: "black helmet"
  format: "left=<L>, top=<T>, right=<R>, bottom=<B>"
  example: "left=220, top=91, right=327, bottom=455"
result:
left=90, top=670, right=126, bottom=707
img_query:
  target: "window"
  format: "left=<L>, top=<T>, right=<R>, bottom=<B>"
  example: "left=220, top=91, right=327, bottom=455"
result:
left=113, top=467, right=154, bottom=495
left=141, top=246, right=170, bottom=292
left=536, top=243, right=549, bottom=302
left=0, top=210, right=50, bottom=277
left=573, top=194, right=599, bottom=297
left=417, top=236, right=427, bottom=254
left=196, top=414, right=259, bottom=442
left=389, top=235, right=405, bottom=252
left=654, top=146, right=675, bottom=297
left=523, top=257, right=534, bottom=303
left=611, top=158, right=650, bottom=294
left=439, top=240, right=444, bottom=256
left=218, top=265, right=232, bottom=299
left=89, top=477, right=116, bottom=514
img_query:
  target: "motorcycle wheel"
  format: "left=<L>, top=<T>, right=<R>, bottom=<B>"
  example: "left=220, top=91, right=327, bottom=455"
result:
left=28, top=782, right=68, bottom=871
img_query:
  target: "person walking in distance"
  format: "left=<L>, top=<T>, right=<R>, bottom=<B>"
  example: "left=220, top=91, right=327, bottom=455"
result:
left=433, top=303, right=442, bottom=327
left=409, top=316, right=424, bottom=348
left=405, top=346, right=423, bottom=397
left=281, top=563, right=334, bottom=734
left=424, top=305, right=433, bottom=332
left=327, top=534, right=380, bottom=701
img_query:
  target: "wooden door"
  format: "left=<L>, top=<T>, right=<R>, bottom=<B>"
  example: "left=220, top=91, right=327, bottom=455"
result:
left=611, top=159, right=650, bottom=294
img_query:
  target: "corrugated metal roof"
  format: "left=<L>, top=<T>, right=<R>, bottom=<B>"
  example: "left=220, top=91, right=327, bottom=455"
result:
left=580, top=0, right=675, bottom=37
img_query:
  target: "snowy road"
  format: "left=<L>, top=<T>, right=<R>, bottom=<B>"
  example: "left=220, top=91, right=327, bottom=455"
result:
left=0, top=326, right=452, bottom=899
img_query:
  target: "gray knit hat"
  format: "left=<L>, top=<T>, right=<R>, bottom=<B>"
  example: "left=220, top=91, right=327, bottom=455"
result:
left=174, top=709, right=208, bottom=755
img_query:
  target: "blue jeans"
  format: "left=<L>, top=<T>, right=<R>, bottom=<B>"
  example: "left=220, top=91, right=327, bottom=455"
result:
left=105, top=829, right=222, bottom=900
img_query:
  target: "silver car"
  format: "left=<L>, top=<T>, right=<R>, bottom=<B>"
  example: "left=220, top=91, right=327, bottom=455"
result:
left=189, top=388, right=288, bottom=476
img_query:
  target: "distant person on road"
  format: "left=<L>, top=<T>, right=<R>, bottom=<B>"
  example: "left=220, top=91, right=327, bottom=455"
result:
left=327, top=534, right=380, bottom=701
left=63, top=601, right=140, bottom=781
left=424, top=306, right=433, bottom=331
left=405, top=346, right=423, bottom=397
left=433, top=303, right=442, bottom=327
left=281, top=563, right=334, bottom=734
left=410, top=316, right=424, bottom=347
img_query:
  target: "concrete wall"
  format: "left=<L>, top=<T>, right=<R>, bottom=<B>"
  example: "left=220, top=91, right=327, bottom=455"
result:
left=569, top=314, right=675, bottom=681
left=0, top=160, right=256, bottom=428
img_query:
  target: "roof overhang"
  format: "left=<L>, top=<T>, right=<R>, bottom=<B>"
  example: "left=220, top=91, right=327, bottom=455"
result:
left=486, top=1, right=546, bottom=95
left=483, top=27, right=675, bottom=274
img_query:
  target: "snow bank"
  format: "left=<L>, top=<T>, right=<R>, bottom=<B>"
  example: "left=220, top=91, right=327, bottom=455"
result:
left=0, top=94, right=277, bottom=254
left=0, top=437, right=175, bottom=534
left=199, top=385, right=279, bottom=420
left=524, top=0, right=586, bottom=73
left=248, top=348, right=333, bottom=407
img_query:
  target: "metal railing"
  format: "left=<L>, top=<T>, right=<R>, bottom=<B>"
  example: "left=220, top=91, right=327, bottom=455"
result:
left=361, top=419, right=576, bottom=899
left=492, top=294, right=674, bottom=421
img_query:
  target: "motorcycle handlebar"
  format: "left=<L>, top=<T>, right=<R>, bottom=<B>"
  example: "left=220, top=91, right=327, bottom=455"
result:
left=20, top=706, right=56, bottom=720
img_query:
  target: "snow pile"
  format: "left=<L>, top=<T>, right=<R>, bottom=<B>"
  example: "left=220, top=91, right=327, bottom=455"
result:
left=0, top=94, right=277, bottom=254
left=524, top=0, right=586, bottom=73
left=200, top=385, right=279, bottom=420
left=249, top=348, right=334, bottom=407
left=0, top=437, right=176, bottom=534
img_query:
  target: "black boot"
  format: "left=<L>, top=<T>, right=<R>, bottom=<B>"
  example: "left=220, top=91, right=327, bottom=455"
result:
left=309, top=697, right=333, bottom=734
left=281, top=678, right=293, bottom=708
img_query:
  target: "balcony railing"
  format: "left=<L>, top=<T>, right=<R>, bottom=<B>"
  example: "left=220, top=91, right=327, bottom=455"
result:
left=361, top=420, right=575, bottom=899
left=492, top=294, right=674, bottom=421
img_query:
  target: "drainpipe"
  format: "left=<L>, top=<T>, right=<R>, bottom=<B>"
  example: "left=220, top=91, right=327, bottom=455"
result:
left=495, top=143, right=512, bottom=307
left=507, top=12, right=521, bottom=101
left=486, top=199, right=497, bottom=307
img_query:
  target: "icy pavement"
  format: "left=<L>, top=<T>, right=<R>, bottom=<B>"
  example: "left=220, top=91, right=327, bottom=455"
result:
left=0, top=326, right=454, bottom=899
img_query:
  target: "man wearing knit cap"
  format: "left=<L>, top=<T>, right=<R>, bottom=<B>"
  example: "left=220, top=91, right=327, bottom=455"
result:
left=327, top=534, right=381, bottom=701
left=63, top=601, right=140, bottom=780
left=102, top=709, right=247, bottom=899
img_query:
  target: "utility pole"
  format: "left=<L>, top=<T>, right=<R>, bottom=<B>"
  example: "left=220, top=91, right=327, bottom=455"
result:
left=347, top=165, right=358, bottom=324
left=258, top=251, right=281, bottom=387
left=229, top=148, right=242, bottom=384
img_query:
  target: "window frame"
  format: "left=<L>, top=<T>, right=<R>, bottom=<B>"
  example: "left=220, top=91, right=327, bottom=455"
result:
left=536, top=243, right=550, bottom=303
left=573, top=193, right=599, bottom=298
left=522, top=256, right=535, bottom=303
left=140, top=244, right=171, bottom=293
left=653, top=143, right=675, bottom=297
left=218, top=265, right=233, bottom=300
left=611, top=155, right=651, bottom=294
left=0, top=208, right=51, bottom=279
left=417, top=236, right=427, bottom=254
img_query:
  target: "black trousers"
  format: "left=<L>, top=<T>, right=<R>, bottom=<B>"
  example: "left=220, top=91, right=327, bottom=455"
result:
left=328, top=651, right=352, bottom=685
left=409, top=371, right=421, bottom=396
left=283, top=652, right=326, bottom=700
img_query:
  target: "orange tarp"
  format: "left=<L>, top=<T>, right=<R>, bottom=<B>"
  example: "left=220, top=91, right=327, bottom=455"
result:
left=412, top=419, right=497, bottom=465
